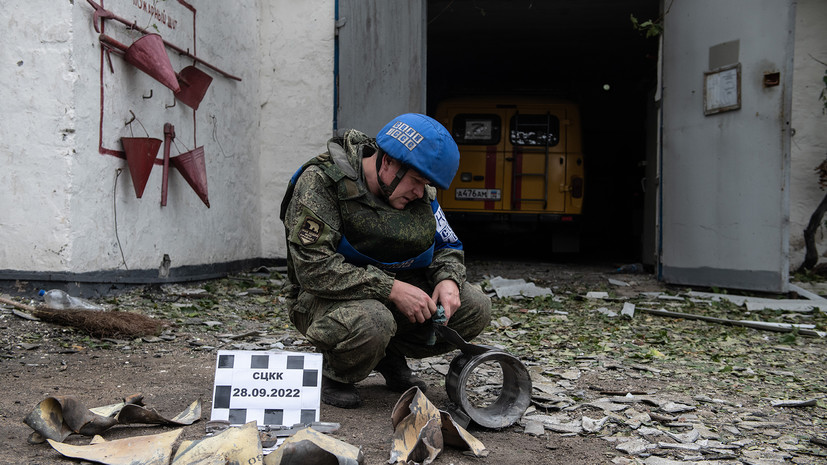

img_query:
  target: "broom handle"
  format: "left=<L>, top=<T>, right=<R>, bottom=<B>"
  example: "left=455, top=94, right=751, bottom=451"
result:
left=0, top=296, right=36, bottom=313
left=87, top=0, right=242, bottom=81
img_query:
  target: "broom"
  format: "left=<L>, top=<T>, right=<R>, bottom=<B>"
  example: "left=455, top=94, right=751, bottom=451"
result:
left=0, top=295, right=165, bottom=339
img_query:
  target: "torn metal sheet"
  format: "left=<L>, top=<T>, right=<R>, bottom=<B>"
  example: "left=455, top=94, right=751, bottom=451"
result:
left=438, top=410, right=488, bottom=457
left=263, top=427, right=364, bottom=465
left=47, top=429, right=181, bottom=465
left=117, top=399, right=201, bottom=425
left=390, top=387, right=443, bottom=465
left=24, top=395, right=201, bottom=443
left=88, top=393, right=145, bottom=418
left=172, top=420, right=262, bottom=464
left=24, top=396, right=119, bottom=442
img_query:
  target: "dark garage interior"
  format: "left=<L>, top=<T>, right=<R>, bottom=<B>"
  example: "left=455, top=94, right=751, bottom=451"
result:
left=426, top=0, right=661, bottom=264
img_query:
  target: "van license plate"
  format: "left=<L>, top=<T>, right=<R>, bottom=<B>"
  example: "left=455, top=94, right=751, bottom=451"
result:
left=455, top=188, right=501, bottom=201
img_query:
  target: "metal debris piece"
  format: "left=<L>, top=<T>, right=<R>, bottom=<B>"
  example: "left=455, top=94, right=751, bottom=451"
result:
left=172, top=420, right=262, bottom=464
left=47, top=429, right=181, bottom=465
left=263, top=427, right=364, bottom=465
left=117, top=399, right=201, bottom=425
left=389, top=387, right=487, bottom=465
left=24, top=395, right=200, bottom=443
left=439, top=410, right=488, bottom=457
left=25, top=396, right=119, bottom=442
left=389, top=387, right=443, bottom=465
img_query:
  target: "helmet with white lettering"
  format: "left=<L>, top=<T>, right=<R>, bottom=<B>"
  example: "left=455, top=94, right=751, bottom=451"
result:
left=376, top=113, right=460, bottom=190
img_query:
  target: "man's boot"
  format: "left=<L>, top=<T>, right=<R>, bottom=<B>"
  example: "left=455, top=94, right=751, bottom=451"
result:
left=375, top=353, right=427, bottom=393
left=322, top=376, right=361, bottom=409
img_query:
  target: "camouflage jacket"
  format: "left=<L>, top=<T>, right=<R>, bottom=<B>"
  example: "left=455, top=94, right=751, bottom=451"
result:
left=280, top=129, right=466, bottom=302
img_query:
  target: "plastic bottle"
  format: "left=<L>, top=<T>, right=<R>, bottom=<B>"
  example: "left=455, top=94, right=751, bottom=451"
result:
left=38, top=289, right=104, bottom=311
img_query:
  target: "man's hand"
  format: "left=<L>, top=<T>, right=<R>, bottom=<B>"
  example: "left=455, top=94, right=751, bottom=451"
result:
left=390, top=280, right=437, bottom=323
left=432, top=280, right=461, bottom=320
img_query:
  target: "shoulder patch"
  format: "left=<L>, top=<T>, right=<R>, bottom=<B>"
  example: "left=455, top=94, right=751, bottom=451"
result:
left=298, top=217, right=323, bottom=245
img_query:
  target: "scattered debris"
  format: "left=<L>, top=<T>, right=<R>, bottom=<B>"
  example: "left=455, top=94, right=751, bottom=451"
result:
left=5, top=265, right=827, bottom=464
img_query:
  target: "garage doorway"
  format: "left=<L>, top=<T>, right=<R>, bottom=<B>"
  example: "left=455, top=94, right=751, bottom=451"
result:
left=426, top=0, right=661, bottom=263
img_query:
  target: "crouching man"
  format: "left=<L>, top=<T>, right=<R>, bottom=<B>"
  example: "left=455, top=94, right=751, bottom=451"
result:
left=280, top=113, right=491, bottom=408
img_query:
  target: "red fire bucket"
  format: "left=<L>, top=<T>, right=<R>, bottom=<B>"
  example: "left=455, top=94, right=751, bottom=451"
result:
left=121, top=137, right=162, bottom=198
left=175, top=66, right=213, bottom=110
left=100, top=33, right=180, bottom=93
left=170, top=146, right=210, bottom=207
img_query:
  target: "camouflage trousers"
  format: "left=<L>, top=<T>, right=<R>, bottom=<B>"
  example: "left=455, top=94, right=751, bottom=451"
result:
left=287, top=279, right=492, bottom=384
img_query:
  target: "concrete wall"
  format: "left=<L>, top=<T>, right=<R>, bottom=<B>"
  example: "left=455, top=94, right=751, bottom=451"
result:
left=1, top=0, right=825, bottom=284
left=790, top=0, right=827, bottom=268
left=0, top=0, right=334, bottom=283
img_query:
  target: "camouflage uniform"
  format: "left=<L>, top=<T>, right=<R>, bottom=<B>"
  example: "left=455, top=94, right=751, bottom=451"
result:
left=280, top=129, right=491, bottom=384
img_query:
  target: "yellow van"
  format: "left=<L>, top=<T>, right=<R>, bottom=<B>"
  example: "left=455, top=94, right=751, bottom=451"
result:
left=434, top=96, right=585, bottom=251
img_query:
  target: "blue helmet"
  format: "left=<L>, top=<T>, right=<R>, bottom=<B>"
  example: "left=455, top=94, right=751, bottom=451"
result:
left=375, top=113, right=460, bottom=190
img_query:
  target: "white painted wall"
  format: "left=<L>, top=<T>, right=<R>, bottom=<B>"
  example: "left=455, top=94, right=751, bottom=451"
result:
left=0, top=0, right=334, bottom=278
left=1, top=1, right=78, bottom=271
left=790, top=0, right=827, bottom=268
left=259, top=1, right=335, bottom=260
